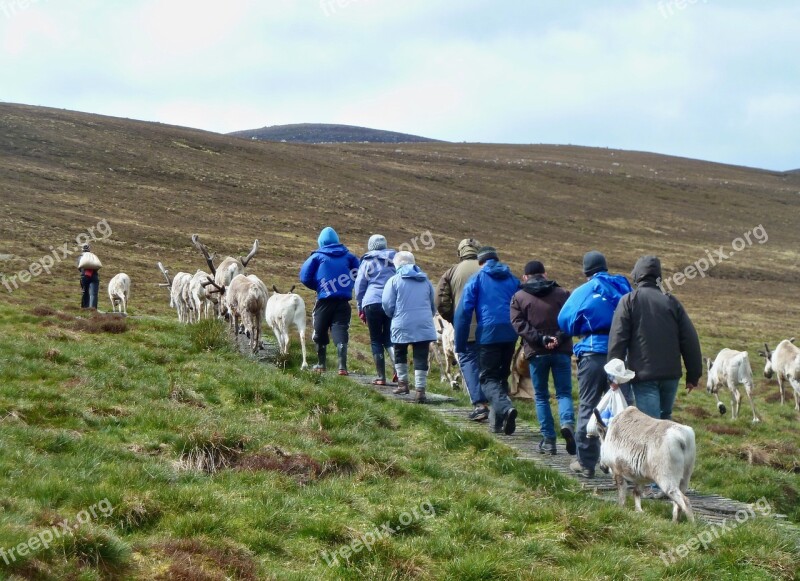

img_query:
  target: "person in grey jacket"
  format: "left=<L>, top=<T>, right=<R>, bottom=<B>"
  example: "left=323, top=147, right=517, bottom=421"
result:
left=608, top=255, right=702, bottom=420
left=355, top=234, right=397, bottom=385
left=382, top=251, right=438, bottom=403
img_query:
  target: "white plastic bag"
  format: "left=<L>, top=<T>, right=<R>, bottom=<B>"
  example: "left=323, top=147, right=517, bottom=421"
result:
left=587, top=388, right=628, bottom=437
left=78, top=252, right=102, bottom=270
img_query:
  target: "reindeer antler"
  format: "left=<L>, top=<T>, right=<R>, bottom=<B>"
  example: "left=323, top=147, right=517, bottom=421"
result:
left=202, top=276, right=225, bottom=294
left=240, top=239, right=259, bottom=267
left=191, top=234, right=217, bottom=275
left=157, top=262, right=172, bottom=287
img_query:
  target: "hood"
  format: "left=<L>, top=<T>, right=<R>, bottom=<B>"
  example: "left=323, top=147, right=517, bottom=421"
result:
left=314, top=243, right=349, bottom=257
left=631, top=255, right=662, bottom=285
left=482, top=259, right=514, bottom=280
left=398, top=264, right=428, bottom=280
left=361, top=248, right=395, bottom=261
left=318, top=226, right=340, bottom=247
left=522, top=275, right=558, bottom=297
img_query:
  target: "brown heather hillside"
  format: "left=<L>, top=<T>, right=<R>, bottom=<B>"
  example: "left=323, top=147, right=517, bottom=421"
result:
left=1, top=102, right=799, bottom=351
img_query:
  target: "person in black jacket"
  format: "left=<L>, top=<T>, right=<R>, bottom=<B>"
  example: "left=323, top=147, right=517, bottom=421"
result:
left=608, top=255, right=702, bottom=420
left=510, top=261, right=575, bottom=456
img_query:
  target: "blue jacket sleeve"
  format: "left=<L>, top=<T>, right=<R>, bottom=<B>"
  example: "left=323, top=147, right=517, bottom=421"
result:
left=454, top=276, right=477, bottom=352
left=558, top=287, right=584, bottom=336
left=381, top=276, right=397, bottom=319
left=354, top=260, right=369, bottom=310
left=299, top=254, right=319, bottom=291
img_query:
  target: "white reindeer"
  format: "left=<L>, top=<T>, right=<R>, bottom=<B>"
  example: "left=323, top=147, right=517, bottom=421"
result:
left=107, top=273, right=131, bottom=314
left=759, top=338, right=800, bottom=411
left=431, top=313, right=461, bottom=388
left=158, top=263, right=193, bottom=323
left=191, top=234, right=258, bottom=320
left=706, top=349, right=760, bottom=423
left=265, top=285, right=309, bottom=369
left=595, top=406, right=695, bottom=522
left=205, top=274, right=267, bottom=353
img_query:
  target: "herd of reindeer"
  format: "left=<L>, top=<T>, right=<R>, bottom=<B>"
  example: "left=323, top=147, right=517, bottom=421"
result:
left=101, top=235, right=800, bottom=425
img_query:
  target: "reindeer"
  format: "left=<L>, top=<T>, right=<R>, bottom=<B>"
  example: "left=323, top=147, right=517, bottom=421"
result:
left=158, top=263, right=193, bottom=323
left=705, top=349, right=760, bottom=422
left=107, top=273, right=131, bottom=314
left=265, top=285, right=309, bottom=369
left=191, top=234, right=259, bottom=320
left=759, top=338, right=800, bottom=411
left=204, top=274, right=267, bottom=353
left=430, top=314, right=461, bottom=389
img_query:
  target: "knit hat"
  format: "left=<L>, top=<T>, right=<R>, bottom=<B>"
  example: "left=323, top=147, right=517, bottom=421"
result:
left=477, top=246, right=499, bottom=265
left=368, top=234, right=387, bottom=251
left=524, top=260, right=545, bottom=276
left=582, top=250, right=608, bottom=276
left=393, top=251, right=415, bottom=268
left=318, top=227, right=340, bottom=248
left=457, top=238, right=481, bottom=259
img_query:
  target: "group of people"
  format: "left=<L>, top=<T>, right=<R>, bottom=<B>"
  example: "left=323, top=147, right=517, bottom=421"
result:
left=297, top=226, right=703, bottom=478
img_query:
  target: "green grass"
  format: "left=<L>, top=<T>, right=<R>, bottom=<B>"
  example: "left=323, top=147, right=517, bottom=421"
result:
left=0, top=301, right=797, bottom=580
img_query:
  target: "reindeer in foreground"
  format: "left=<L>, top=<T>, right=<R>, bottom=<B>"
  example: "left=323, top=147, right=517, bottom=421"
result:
left=107, top=273, right=131, bottom=314
left=430, top=314, right=460, bottom=389
left=205, top=274, right=267, bottom=353
left=595, top=406, right=695, bottom=522
left=191, top=234, right=259, bottom=320
left=706, top=349, right=760, bottom=422
left=759, top=338, right=800, bottom=411
left=265, top=285, right=309, bottom=369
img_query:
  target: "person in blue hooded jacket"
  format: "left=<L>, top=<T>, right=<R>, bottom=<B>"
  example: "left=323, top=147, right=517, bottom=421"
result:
left=557, top=250, right=632, bottom=478
left=454, top=247, right=521, bottom=435
left=354, top=234, right=397, bottom=385
left=381, top=251, right=437, bottom=403
left=299, top=227, right=360, bottom=374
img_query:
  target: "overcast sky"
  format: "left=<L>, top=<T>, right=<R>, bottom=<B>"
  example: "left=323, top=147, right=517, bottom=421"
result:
left=1, top=0, right=798, bottom=170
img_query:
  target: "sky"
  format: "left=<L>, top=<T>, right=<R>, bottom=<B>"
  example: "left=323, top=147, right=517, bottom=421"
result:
left=1, top=0, right=798, bottom=170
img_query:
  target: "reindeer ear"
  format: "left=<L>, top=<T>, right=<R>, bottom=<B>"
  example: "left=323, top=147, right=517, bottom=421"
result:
left=790, top=337, right=796, bottom=344
left=593, top=409, right=607, bottom=429
left=272, top=285, right=279, bottom=293
left=289, top=285, right=296, bottom=293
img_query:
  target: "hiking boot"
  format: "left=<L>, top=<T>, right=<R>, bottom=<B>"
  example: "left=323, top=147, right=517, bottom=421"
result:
left=315, top=344, right=327, bottom=372
left=373, top=353, right=386, bottom=384
left=468, top=406, right=489, bottom=422
left=560, top=424, right=577, bottom=456
left=538, top=437, right=557, bottom=455
left=415, top=389, right=427, bottom=404
left=502, top=408, right=517, bottom=435
left=569, top=460, right=595, bottom=479
left=392, top=380, right=410, bottom=395
left=336, top=343, right=348, bottom=375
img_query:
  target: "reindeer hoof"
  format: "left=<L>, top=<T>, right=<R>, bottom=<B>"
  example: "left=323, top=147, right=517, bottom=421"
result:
left=717, top=402, right=726, bottom=415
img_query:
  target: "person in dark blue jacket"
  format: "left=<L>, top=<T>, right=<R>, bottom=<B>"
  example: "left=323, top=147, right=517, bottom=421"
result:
left=299, top=227, right=360, bottom=374
left=455, top=247, right=521, bottom=435
left=354, top=234, right=397, bottom=385
left=557, top=250, right=632, bottom=478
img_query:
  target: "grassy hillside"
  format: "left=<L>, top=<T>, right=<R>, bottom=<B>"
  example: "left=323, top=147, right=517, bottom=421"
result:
left=1, top=103, right=799, bottom=578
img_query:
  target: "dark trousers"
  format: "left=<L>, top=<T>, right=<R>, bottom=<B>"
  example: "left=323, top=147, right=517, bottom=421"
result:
left=312, top=298, right=351, bottom=346
left=81, top=273, right=99, bottom=309
left=478, top=342, right=516, bottom=429
left=364, top=303, right=392, bottom=356
left=575, top=353, right=608, bottom=470
left=394, top=342, right=430, bottom=371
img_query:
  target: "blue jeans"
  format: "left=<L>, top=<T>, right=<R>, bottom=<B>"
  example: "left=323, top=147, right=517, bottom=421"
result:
left=458, top=342, right=486, bottom=405
left=529, top=353, right=574, bottom=440
left=633, top=379, right=680, bottom=420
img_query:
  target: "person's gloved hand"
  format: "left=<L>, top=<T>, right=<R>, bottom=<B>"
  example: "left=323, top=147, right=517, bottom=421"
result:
left=358, top=311, right=367, bottom=325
